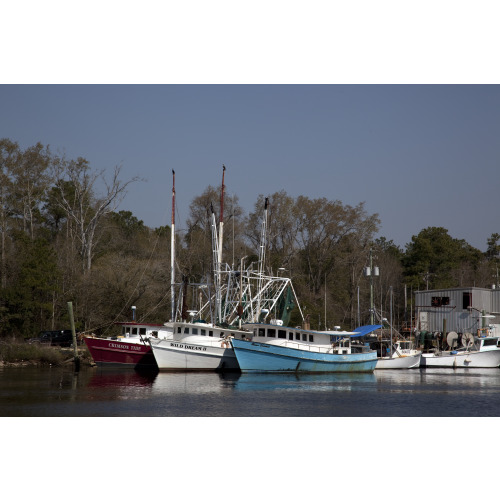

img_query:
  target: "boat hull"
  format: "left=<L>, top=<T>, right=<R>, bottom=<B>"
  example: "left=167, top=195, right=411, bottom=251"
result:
left=376, top=353, right=422, bottom=369
left=150, top=339, right=239, bottom=371
left=84, top=337, right=156, bottom=369
left=231, top=339, right=377, bottom=373
left=421, top=349, right=500, bottom=368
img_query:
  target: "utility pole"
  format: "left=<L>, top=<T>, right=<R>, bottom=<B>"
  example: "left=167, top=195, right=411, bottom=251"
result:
left=364, top=248, right=380, bottom=325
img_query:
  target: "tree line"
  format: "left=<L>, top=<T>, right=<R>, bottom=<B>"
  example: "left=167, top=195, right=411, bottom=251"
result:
left=1, top=138, right=499, bottom=338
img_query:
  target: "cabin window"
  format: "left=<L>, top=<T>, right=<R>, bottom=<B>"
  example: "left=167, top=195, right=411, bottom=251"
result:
left=242, top=334, right=246, bottom=340
left=295, top=332, right=301, bottom=340
left=151, top=331, right=158, bottom=338
left=483, top=338, right=497, bottom=346
left=132, top=328, right=138, bottom=336
left=209, top=331, right=213, bottom=337
left=201, top=329, right=206, bottom=336
left=278, top=330, right=286, bottom=339
left=463, top=292, right=472, bottom=310
left=139, top=328, right=146, bottom=336
left=267, top=329, right=276, bottom=338
left=125, top=327, right=131, bottom=334
left=302, top=334, right=307, bottom=341
left=220, top=332, right=225, bottom=338
left=258, top=328, right=266, bottom=337
left=289, top=332, right=294, bottom=340
left=192, top=328, right=198, bottom=335
left=185, top=327, right=190, bottom=334
left=309, top=335, right=314, bottom=342
left=177, top=327, right=182, bottom=333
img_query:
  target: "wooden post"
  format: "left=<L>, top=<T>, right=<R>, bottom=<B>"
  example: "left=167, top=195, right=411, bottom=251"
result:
left=67, top=301, right=80, bottom=371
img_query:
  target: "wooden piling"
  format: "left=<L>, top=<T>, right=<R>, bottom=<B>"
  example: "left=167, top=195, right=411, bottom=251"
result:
left=67, top=301, right=80, bottom=371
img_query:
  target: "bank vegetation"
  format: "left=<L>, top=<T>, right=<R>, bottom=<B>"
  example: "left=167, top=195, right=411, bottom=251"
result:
left=1, top=138, right=499, bottom=339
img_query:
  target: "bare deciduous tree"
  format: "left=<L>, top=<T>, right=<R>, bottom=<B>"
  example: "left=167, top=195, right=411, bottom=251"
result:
left=53, top=157, right=141, bottom=272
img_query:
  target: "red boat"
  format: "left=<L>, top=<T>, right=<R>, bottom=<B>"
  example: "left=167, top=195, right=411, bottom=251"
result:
left=84, top=322, right=173, bottom=369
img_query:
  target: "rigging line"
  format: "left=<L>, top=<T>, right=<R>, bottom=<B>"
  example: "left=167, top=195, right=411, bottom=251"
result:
left=140, top=288, right=172, bottom=321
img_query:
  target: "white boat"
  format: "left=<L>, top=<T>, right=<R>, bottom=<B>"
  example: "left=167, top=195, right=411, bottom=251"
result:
left=420, top=333, right=500, bottom=368
left=352, top=324, right=422, bottom=369
left=149, top=321, right=250, bottom=371
left=373, top=340, right=422, bottom=369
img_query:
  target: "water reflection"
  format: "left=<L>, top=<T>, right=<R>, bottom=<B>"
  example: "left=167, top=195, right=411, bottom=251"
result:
left=87, top=368, right=157, bottom=388
left=3, top=364, right=500, bottom=417
left=151, top=371, right=241, bottom=395
left=147, top=371, right=378, bottom=395
left=233, top=372, right=376, bottom=392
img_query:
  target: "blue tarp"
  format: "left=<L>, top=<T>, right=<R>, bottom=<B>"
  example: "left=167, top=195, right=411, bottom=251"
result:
left=352, top=324, right=383, bottom=337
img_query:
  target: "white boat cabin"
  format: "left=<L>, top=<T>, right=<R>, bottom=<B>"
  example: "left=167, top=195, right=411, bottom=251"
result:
left=244, top=323, right=374, bottom=355
left=172, top=322, right=251, bottom=342
left=113, top=322, right=173, bottom=340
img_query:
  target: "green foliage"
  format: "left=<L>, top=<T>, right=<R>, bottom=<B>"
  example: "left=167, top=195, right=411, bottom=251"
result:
left=3, top=235, right=61, bottom=336
left=403, top=227, right=483, bottom=289
left=486, top=233, right=500, bottom=262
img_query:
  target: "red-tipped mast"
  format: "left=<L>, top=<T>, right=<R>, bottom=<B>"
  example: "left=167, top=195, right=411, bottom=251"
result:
left=171, top=170, right=176, bottom=226
left=220, top=164, right=226, bottom=224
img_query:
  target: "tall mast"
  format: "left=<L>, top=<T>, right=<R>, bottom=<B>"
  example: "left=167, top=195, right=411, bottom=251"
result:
left=218, top=164, right=225, bottom=269
left=210, top=203, right=221, bottom=324
left=171, top=169, right=176, bottom=322
left=257, top=197, right=269, bottom=320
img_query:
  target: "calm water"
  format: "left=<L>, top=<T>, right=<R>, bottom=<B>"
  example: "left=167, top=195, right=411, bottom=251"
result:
left=2, top=365, right=500, bottom=417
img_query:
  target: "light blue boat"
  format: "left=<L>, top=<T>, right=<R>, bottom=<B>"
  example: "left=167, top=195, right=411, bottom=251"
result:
left=231, top=323, right=379, bottom=373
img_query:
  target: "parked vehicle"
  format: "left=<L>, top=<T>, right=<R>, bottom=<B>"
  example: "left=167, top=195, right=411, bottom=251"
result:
left=26, top=330, right=76, bottom=347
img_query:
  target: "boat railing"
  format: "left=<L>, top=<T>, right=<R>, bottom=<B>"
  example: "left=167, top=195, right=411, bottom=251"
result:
left=272, top=339, right=347, bottom=354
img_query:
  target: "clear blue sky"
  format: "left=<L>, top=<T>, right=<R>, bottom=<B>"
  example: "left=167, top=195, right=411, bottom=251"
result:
left=1, top=84, right=499, bottom=251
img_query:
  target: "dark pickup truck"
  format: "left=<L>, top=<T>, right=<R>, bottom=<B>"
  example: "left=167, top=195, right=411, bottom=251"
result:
left=26, top=330, right=76, bottom=347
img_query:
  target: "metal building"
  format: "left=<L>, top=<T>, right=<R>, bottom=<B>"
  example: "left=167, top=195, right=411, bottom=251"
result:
left=414, top=286, right=500, bottom=335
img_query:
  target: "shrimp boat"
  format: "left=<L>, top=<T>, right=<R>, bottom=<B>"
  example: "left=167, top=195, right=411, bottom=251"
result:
left=83, top=321, right=173, bottom=369
left=149, top=321, right=250, bottom=371
left=231, top=323, right=379, bottom=373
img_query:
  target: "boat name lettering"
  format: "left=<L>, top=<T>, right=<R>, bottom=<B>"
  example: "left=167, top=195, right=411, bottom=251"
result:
left=170, top=342, right=207, bottom=351
left=108, top=343, right=143, bottom=351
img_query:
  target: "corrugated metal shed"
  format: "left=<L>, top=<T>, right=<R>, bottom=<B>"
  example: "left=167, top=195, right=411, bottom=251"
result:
left=491, top=289, right=500, bottom=314
left=414, top=287, right=497, bottom=333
